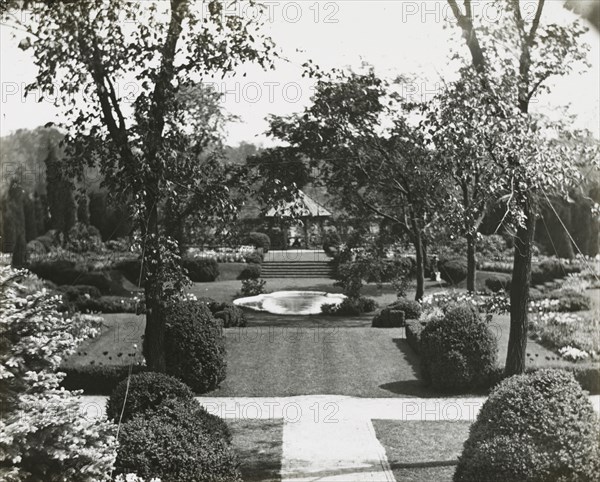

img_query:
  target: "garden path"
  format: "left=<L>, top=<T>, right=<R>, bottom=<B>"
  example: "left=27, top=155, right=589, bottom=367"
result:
left=80, top=394, right=600, bottom=482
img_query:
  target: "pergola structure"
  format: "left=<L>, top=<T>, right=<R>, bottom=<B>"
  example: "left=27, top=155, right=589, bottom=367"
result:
left=264, top=190, right=332, bottom=249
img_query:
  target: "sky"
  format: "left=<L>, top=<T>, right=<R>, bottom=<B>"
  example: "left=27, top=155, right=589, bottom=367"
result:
left=1, top=0, right=599, bottom=146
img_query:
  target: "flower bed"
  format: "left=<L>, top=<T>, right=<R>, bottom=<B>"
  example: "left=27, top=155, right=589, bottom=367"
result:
left=529, top=311, right=599, bottom=362
left=186, top=245, right=257, bottom=263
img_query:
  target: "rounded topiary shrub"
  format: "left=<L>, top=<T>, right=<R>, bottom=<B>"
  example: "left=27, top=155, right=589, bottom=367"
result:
left=420, top=305, right=497, bottom=392
left=183, top=257, right=219, bottom=282
left=163, top=300, right=226, bottom=393
left=389, top=297, right=422, bottom=320
left=484, top=273, right=512, bottom=293
left=246, top=232, right=271, bottom=253
left=439, top=257, right=468, bottom=285
left=244, top=251, right=264, bottom=264
left=115, top=398, right=239, bottom=481
left=106, top=372, right=194, bottom=422
left=210, top=301, right=248, bottom=328
left=454, top=369, right=600, bottom=482
left=238, top=262, right=261, bottom=280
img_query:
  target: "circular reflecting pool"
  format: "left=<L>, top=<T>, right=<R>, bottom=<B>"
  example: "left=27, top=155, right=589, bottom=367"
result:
left=233, top=290, right=346, bottom=315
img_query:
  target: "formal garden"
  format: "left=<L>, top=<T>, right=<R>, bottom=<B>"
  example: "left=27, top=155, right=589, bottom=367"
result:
left=1, top=1, right=600, bottom=481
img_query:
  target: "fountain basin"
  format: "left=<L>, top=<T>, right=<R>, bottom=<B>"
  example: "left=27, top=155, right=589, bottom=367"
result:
left=233, top=290, right=346, bottom=315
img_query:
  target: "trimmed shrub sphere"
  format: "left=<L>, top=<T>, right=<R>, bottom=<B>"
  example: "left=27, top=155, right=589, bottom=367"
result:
left=115, top=398, right=239, bottom=481
left=439, top=257, right=468, bottom=285
left=183, top=257, right=219, bottom=282
left=246, top=232, right=271, bottom=253
left=106, top=372, right=194, bottom=422
left=420, top=305, right=497, bottom=391
left=454, top=369, right=600, bottom=482
left=164, top=300, right=226, bottom=393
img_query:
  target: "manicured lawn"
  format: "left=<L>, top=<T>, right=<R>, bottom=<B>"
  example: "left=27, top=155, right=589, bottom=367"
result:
left=226, top=419, right=283, bottom=482
left=65, top=309, right=576, bottom=396
left=64, top=280, right=587, bottom=396
left=491, top=313, right=574, bottom=369
left=372, top=420, right=472, bottom=482
left=208, top=327, right=433, bottom=397
left=65, top=313, right=145, bottom=368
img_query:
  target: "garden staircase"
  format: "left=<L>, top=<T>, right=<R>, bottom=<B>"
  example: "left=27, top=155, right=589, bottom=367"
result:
left=260, top=259, right=334, bottom=278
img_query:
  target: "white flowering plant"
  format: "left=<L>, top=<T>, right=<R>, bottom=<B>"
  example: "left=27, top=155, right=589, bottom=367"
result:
left=558, top=346, right=590, bottom=362
left=0, top=266, right=117, bottom=481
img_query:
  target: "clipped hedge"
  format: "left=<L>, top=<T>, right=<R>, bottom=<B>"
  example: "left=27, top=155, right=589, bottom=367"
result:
left=59, top=364, right=146, bottom=394
left=163, top=300, right=226, bottom=393
left=199, top=298, right=248, bottom=328
left=388, top=298, right=422, bottom=320
left=405, top=321, right=425, bottom=354
left=455, top=369, right=600, bottom=482
left=238, top=262, right=262, bottom=280
left=439, top=257, right=468, bottom=285
left=115, top=398, right=239, bottom=481
left=484, top=273, right=512, bottom=293
left=245, top=232, right=271, bottom=253
left=372, top=308, right=405, bottom=328
left=527, top=364, right=600, bottom=395
left=531, top=259, right=581, bottom=285
left=244, top=251, right=263, bottom=264
left=321, top=296, right=378, bottom=316
left=58, top=284, right=102, bottom=301
left=183, top=257, right=219, bottom=282
left=420, top=305, right=497, bottom=392
left=106, top=372, right=195, bottom=423
left=28, top=260, right=128, bottom=295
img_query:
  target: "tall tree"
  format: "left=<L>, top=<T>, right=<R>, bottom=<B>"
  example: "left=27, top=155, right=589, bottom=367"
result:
left=267, top=69, right=444, bottom=300
left=445, top=0, right=593, bottom=374
left=4, top=0, right=277, bottom=371
left=425, top=73, right=503, bottom=292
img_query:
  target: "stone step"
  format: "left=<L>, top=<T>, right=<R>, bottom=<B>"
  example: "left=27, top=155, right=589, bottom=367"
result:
left=261, top=259, right=334, bottom=279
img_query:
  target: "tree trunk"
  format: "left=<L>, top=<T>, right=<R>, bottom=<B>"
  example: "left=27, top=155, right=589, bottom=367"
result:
left=466, top=232, right=477, bottom=292
left=505, top=197, right=535, bottom=376
left=413, top=231, right=425, bottom=301
left=422, top=237, right=429, bottom=278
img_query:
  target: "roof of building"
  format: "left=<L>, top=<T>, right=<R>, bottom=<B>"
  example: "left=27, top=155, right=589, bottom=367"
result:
left=265, top=189, right=332, bottom=218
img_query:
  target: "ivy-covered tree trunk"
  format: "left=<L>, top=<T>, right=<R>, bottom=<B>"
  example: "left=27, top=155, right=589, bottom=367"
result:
left=466, top=232, right=477, bottom=292
left=505, top=196, right=535, bottom=376
left=143, top=191, right=166, bottom=373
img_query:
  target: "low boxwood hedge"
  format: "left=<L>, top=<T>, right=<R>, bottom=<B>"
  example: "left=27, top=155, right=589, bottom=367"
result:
left=321, top=297, right=378, bottom=316
left=405, top=320, right=425, bottom=354
left=29, top=260, right=128, bottom=295
left=388, top=298, right=422, bottom=320
left=59, top=364, right=146, bottom=394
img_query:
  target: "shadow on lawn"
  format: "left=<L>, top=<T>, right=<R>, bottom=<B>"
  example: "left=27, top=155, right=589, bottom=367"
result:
left=379, top=338, right=440, bottom=398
